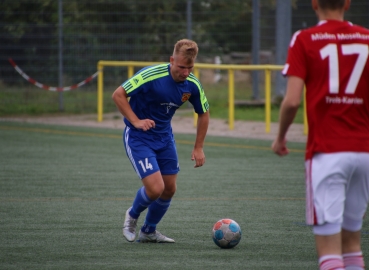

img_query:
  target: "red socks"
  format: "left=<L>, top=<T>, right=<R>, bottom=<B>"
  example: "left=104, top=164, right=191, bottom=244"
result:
left=319, top=252, right=365, bottom=270
left=343, top=251, right=365, bottom=270
left=319, top=255, right=344, bottom=270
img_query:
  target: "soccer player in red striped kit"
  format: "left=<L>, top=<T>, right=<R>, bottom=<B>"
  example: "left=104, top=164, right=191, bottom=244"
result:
left=272, top=0, right=369, bottom=269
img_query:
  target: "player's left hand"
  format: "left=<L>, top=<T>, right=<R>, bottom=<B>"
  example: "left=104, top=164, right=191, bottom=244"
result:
left=271, top=138, right=289, bottom=156
left=191, top=148, right=205, bottom=168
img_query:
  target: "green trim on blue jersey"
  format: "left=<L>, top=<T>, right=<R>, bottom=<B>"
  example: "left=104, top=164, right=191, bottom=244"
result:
left=187, top=73, right=209, bottom=113
left=123, top=64, right=169, bottom=94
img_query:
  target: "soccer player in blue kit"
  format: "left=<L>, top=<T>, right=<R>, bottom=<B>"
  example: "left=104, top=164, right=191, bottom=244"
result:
left=112, top=39, right=210, bottom=243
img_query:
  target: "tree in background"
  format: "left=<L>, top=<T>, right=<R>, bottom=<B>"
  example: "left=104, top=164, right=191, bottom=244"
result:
left=1, top=0, right=368, bottom=85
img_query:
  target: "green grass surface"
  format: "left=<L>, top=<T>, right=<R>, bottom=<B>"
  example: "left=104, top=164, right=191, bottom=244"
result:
left=1, top=122, right=367, bottom=269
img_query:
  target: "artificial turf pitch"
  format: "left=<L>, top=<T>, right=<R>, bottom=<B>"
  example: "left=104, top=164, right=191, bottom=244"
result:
left=0, top=121, right=368, bottom=269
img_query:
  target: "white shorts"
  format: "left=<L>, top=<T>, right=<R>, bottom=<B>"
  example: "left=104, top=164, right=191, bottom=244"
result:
left=305, top=152, right=369, bottom=231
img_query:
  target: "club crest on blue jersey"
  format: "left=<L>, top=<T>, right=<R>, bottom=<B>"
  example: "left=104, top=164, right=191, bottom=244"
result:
left=181, top=93, right=191, bottom=102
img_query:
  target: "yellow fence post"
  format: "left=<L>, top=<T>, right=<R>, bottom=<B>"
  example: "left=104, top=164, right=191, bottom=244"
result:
left=228, top=69, right=234, bottom=130
left=97, top=61, right=104, bottom=122
left=264, top=69, right=271, bottom=133
left=128, top=65, right=134, bottom=79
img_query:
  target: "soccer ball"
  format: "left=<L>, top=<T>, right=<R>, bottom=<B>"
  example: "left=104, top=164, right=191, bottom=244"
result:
left=212, top=218, right=242, bottom=249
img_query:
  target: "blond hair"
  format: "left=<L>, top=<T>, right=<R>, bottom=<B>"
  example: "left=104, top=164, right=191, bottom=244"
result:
left=173, top=39, right=198, bottom=61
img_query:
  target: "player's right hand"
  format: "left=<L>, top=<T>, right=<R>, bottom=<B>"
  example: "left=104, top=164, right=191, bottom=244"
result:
left=271, top=138, right=289, bottom=156
left=191, top=148, right=205, bottom=168
left=133, top=119, right=155, bottom=131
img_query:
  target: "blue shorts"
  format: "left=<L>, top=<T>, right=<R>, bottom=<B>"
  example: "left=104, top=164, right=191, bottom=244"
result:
left=123, top=126, right=180, bottom=179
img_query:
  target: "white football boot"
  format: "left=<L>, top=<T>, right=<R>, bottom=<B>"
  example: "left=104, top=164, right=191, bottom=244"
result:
left=122, top=207, right=138, bottom=242
left=138, top=230, right=175, bottom=243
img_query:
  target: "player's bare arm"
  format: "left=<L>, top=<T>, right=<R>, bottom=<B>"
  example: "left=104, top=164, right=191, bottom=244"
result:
left=272, top=76, right=304, bottom=156
left=191, top=110, right=209, bottom=167
left=112, top=86, right=155, bottom=131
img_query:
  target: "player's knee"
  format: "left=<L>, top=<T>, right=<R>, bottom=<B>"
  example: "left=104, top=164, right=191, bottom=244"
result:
left=145, top=183, right=165, bottom=200
left=163, top=184, right=176, bottom=197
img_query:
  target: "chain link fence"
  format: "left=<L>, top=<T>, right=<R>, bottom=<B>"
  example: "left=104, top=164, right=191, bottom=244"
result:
left=1, top=0, right=368, bottom=114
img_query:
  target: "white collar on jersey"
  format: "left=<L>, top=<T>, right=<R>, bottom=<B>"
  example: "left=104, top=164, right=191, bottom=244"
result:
left=318, top=20, right=353, bottom=26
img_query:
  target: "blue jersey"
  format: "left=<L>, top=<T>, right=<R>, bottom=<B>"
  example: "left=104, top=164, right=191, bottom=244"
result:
left=121, top=63, right=209, bottom=136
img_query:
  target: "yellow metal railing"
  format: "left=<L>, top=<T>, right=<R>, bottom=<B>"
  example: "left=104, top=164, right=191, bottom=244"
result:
left=97, top=60, right=307, bottom=134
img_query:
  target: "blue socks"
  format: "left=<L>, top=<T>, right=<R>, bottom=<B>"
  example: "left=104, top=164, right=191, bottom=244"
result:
left=128, top=187, right=172, bottom=233
left=141, top=198, right=172, bottom=234
left=129, top=187, right=154, bottom=219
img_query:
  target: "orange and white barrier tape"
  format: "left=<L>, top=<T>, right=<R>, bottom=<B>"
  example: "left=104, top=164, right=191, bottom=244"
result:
left=8, top=58, right=98, bottom=92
